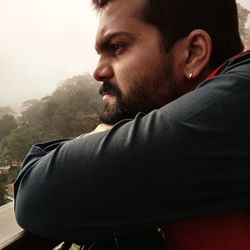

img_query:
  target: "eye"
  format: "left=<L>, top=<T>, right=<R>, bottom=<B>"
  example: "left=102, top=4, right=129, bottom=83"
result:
left=110, top=43, right=125, bottom=55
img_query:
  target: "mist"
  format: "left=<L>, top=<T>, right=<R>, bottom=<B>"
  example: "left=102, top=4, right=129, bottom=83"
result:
left=0, top=0, right=98, bottom=109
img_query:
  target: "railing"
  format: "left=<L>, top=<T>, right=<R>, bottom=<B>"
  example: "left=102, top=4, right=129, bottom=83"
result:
left=0, top=202, right=61, bottom=250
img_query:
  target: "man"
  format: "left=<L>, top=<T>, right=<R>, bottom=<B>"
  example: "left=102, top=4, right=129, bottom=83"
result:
left=14, top=0, right=250, bottom=249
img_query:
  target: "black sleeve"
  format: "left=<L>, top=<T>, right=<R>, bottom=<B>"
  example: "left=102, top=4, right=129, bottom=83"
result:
left=14, top=74, right=250, bottom=242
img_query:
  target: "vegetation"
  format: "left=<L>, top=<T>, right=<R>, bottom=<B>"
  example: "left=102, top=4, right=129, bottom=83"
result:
left=0, top=168, right=19, bottom=206
left=237, top=3, right=250, bottom=39
left=0, top=73, right=102, bottom=206
left=0, top=115, right=18, bottom=142
left=0, top=176, right=8, bottom=206
left=0, top=73, right=102, bottom=165
left=0, top=106, right=15, bottom=119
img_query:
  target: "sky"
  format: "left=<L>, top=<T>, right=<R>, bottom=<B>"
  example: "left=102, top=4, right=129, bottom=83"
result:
left=0, top=0, right=249, bottom=109
left=0, top=0, right=99, bottom=108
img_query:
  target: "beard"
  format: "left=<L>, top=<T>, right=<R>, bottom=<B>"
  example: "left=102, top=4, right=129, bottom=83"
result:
left=99, top=54, right=176, bottom=125
left=98, top=82, right=132, bottom=124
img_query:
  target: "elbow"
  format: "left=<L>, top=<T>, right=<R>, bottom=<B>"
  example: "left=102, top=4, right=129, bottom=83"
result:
left=14, top=188, right=54, bottom=238
left=14, top=192, right=41, bottom=234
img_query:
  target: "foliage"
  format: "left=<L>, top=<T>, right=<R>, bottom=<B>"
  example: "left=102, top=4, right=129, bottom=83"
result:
left=237, top=3, right=250, bottom=39
left=0, top=175, right=8, bottom=206
left=0, top=125, right=45, bottom=163
left=0, top=73, right=102, bottom=164
left=0, top=114, right=18, bottom=142
left=0, top=106, right=15, bottom=118
left=21, top=74, right=102, bottom=138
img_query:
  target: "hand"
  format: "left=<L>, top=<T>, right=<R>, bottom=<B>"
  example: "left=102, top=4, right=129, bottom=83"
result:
left=91, top=123, right=113, bottom=133
left=77, top=123, right=113, bottom=138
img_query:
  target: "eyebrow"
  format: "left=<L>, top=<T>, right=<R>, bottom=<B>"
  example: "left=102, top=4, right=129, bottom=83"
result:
left=95, top=32, right=134, bottom=53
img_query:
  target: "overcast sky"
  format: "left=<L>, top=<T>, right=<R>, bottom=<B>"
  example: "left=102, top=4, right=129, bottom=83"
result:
left=0, top=0, right=98, bottom=108
left=0, top=0, right=249, bottom=109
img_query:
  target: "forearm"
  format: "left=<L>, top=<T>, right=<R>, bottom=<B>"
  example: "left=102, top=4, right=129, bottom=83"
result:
left=14, top=77, right=250, bottom=241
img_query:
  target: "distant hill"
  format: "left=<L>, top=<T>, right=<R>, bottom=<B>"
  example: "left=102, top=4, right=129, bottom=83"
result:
left=0, top=107, right=16, bottom=119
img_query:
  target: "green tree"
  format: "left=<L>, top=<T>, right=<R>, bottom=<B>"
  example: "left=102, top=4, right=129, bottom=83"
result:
left=48, top=74, right=102, bottom=137
left=21, top=73, right=102, bottom=139
left=0, top=73, right=102, bottom=164
left=1, top=125, right=44, bottom=163
left=0, top=114, right=18, bottom=142
left=0, top=183, right=7, bottom=206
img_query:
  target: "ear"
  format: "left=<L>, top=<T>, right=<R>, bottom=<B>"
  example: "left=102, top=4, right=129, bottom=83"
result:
left=183, top=29, right=212, bottom=80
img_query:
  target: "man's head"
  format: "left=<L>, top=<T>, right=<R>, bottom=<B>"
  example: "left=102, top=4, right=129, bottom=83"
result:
left=93, top=0, right=243, bottom=124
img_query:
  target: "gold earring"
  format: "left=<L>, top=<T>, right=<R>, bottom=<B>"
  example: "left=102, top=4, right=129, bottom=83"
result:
left=188, top=73, right=193, bottom=80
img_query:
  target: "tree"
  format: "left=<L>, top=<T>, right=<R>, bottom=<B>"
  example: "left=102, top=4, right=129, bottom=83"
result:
left=0, top=106, right=15, bottom=118
left=48, top=74, right=102, bottom=137
left=0, top=182, right=7, bottom=206
left=21, top=99, right=40, bottom=112
left=20, top=73, right=102, bottom=139
left=0, top=73, right=102, bottom=164
left=0, top=125, right=45, bottom=163
left=0, top=114, right=18, bottom=142
left=237, top=3, right=250, bottom=39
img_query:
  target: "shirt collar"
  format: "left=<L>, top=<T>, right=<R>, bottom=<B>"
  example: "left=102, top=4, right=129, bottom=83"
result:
left=207, top=50, right=250, bottom=80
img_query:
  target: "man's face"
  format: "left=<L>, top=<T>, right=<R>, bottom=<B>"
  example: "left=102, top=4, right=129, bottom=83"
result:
left=94, top=0, right=180, bottom=124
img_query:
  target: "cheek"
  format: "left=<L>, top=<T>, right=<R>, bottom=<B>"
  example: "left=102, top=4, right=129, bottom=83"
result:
left=113, top=58, right=141, bottom=95
left=113, top=48, right=163, bottom=96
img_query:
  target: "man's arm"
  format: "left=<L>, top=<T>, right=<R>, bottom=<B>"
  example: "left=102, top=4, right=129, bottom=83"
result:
left=14, top=74, right=250, bottom=242
left=77, top=123, right=113, bottom=138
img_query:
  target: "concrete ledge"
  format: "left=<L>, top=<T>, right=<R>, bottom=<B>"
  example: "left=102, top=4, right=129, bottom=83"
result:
left=0, top=202, right=60, bottom=250
left=0, top=202, right=23, bottom=249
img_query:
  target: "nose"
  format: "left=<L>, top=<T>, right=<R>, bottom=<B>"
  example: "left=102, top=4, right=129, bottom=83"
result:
left=93, top=59, right=114, bottom=82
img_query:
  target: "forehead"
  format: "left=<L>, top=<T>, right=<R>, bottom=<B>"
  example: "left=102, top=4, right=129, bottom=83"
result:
left=96, top=0, right=147, bottom=40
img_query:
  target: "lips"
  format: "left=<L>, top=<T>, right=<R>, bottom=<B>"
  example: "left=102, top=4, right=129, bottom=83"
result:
left=102, top=91, right=114, bottom=100
left=99, top=81, right=121, bottom=102
left=100, top=85, right=116, bottom=99
left=102, top=91, right=113, bottom=96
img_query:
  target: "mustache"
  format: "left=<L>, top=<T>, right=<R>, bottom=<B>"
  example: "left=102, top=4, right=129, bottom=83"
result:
left=99, top=81, right=121, bottom=97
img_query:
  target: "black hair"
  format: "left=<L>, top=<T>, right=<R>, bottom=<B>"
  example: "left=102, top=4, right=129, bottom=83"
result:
left=92, top=0, right=244, bottom=68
